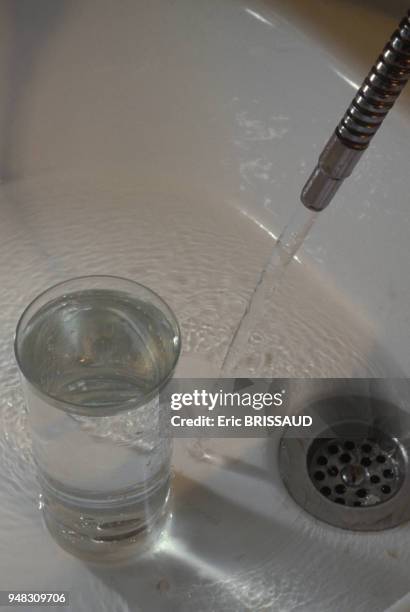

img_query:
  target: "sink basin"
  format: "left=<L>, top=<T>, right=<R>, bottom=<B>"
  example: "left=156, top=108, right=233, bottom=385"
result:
left=0, top=0, right=409, bottom=610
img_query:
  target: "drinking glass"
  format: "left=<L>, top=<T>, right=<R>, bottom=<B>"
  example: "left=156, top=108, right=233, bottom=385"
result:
left=14, top=276, right=181, bottom=561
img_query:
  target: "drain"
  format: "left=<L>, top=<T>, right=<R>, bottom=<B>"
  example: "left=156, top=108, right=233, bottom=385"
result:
left=278, top=394, right=410, bottom=531
left=307, top=430, right=404, bottom=507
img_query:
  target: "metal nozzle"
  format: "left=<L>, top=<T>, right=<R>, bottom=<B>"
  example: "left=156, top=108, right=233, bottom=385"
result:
left=301, top=9, right=410, bottom=212
left=301, top=134, right=364, bottom=211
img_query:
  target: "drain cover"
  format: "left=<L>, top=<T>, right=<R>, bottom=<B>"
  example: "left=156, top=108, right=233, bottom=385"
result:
left=278, top=394, right=410, bottom=531
left=307, top=433, right=404, bottom=507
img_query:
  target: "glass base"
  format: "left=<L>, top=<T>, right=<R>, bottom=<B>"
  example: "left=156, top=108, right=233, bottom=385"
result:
left=41, top=484, right=171, bottom=564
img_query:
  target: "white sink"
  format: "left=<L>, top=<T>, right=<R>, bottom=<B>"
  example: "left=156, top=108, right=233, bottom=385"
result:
left=0, top=0, right=409, bottom=610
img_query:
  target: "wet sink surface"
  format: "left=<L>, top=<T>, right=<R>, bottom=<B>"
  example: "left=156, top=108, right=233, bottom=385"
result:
left=0, top=0, right=410, bottom=610
left=1, top=173, right=409, bottom=612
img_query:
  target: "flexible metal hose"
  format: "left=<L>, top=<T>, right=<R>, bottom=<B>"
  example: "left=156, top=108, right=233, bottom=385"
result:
left=338, top=10, right=410, bottom=149
left=302, top=10, right=410, bottom=210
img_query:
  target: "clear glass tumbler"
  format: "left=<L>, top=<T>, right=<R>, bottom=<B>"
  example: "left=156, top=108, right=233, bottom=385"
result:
left=14, top=276, right=181, bottom=561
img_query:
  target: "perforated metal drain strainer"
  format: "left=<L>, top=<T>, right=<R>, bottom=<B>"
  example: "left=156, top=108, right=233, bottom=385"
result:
left=307, top=430, right=405, bottom=508
left=278, top=394, right=410, bottom=531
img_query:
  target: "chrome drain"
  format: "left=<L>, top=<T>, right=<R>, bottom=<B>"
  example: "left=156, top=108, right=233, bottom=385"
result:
left=278, top=393, right=410, bottom=531
left=307, top=431, right=405, bottom=508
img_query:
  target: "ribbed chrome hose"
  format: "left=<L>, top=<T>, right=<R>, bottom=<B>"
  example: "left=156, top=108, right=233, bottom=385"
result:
left=338, top=10, right=410, bottom=149
left=302, top=9, right=410, bottom=211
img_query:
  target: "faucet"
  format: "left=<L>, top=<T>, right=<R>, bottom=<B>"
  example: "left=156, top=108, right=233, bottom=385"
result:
left=301, top=9, right=410, bottom=212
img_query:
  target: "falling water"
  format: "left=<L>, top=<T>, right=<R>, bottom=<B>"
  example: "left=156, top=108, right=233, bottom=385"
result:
left=220, top=206, right=318, bottom=376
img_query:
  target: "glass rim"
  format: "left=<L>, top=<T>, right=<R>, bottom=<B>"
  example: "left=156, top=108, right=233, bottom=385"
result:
left=14, top=274, right=182, bottom=416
